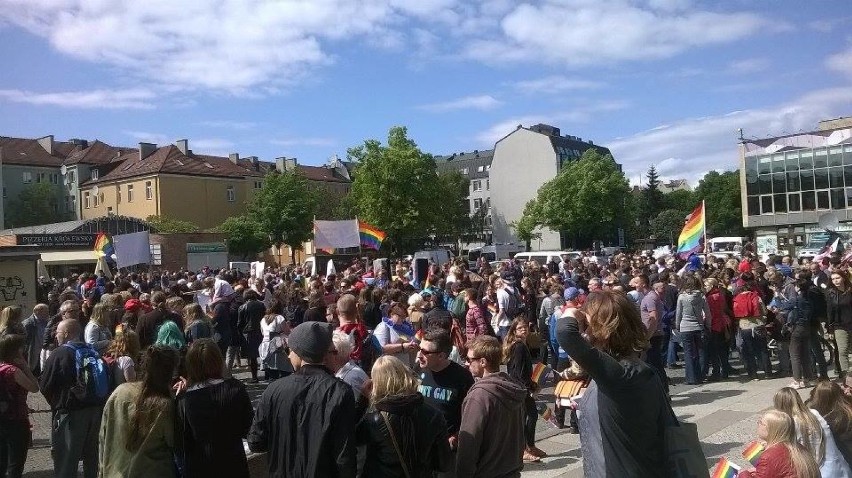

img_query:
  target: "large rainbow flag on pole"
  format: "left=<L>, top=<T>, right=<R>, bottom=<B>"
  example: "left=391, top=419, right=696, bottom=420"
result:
left=93, top=232, right=115, bottom=258
left=676, top=201, right=706, bottom=258
left=358, top=221, right=386, bottom=250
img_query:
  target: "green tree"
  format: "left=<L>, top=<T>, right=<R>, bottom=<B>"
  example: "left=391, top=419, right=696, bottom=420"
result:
left=511, top=200, right=543, bottom=250
left=5, top=183, right=66, bottom=227
left=248, top=171, right=316, bottom=264
left=641, top=165, right=665, bottom=222
left=694, top=170, right=744, bottom=236
left=518, top=149, right=629, bottom=247
left=663, top=189, right=696, bottom=212
left=215, top=215, right=271, bottom=260
left=432, top=170, right=472, bottom=244
left=348, top=126, right=453, bottom=254
left=651, top=209, right=689, bottom=246
left=145, top=215, right=200, bottom=233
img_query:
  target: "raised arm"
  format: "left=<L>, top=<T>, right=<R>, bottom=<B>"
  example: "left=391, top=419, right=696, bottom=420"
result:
left=555, top=314, right=627, bottom=391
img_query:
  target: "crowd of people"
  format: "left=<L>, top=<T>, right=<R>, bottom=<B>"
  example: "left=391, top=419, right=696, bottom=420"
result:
left=1, top=248, right=852, bottom=477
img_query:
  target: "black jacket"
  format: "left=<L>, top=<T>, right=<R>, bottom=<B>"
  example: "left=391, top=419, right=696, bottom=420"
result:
left=357, top=393, right=451, bottom=478
left=39, top=341, right=105, bottom=412
left=247, top=364, right=356, bottom=478
left=237, top=299, right=266, bottom=333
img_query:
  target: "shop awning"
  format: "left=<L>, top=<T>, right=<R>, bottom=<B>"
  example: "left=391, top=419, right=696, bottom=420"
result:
left=40, top=250, right=98, bottom=265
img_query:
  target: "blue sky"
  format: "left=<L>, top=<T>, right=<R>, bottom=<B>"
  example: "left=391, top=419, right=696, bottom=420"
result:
left=1, top=0, right=851, bottom=186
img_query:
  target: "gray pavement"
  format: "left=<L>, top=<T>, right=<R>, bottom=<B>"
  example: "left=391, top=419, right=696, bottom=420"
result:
left=21, top=362, right=806, bottom=477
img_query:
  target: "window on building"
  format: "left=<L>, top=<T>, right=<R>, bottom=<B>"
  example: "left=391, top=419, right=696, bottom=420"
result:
left=145, top=181, right=153, bottom=200
left=107, top=206, right=113, bottom=215
left=802, top=191, right=816, bottom=211
left=817, top=190, right=830, bottom=209
left=50, top=173, right=59, bottom=184
left=462, top=168, right=468, bottom=175
left=832, top=189, right=846, bottom=209
left=84, top=191, right=91, bottom=209
left=815, top=169, right=829, bottom=189
left=127, top=184, right=134, bottom=202
left=747, top=197, right=760, bottom=216
left=486, top=179, right=490, bottom=190
left=485, top=165, right=491, bottom=171
left=254, top=181, right=262, bottom=189
left=93, top=193, right=98, bottom=207
left=472, top=180, right=482, bottom=192
left=91, top=169, right=99, bottom=180
left=22, top=171, right=32, bottom=183
left=788, top=193, right=801, bottom=212
left=773, top=194, right=786, bottom=213
left=69, top=170, right=76, bottom=183
left=829, top=147, right=843, bottom=167
left=760, top=195, right=773, bottom=214
left=473, top=198, right=483, bottom=211
left=227, top=186, right=235, bottom=202
left=477, top=165, right=485, bottom=172
left=36, top=172, right=46, bottom=183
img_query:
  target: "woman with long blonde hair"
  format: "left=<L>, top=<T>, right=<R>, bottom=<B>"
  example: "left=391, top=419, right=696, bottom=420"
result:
left=84, top=302, right=113, bottom=353
left=774, top=387, right=851, bottom=477
left=357, top=355, right=451, bottom=477
left=739, top=409, right=820, bottom=478
left=105, top=327, right=141, bottom=386
left=0, top=306, right=24, bottom=337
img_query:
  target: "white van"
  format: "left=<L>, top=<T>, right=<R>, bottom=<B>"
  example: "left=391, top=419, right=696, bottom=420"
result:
left=513, top=251, right=580, bottom=266
left=413, top=249, right=454, bottom=267
left=706, top=237, right=746, bottom=261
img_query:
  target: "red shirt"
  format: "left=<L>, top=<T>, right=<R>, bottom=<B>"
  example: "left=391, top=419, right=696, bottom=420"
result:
left=738, top=443, right=796, bottom=478
left=337, top=323, right=368, bottom=362
left=0, top=363, right=29, bottom=422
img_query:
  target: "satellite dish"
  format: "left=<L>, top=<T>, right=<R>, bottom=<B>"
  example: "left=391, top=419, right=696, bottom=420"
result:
left=60, top=165, right=67, bottom=175
left=91, top=185, right=99, bottom=195
left=819, top=212, right=839, bottom=232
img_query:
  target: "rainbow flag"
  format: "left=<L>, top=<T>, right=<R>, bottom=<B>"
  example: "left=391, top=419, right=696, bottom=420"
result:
left=531, top=362, right=554, bottom=388
left=712, top=457, right=740, bottom=478
left=359, top=221, right=386, bottom=250
left=93, top=233, right=114, bottom=258
left=742, top=441, right=764, bottom=466
left=676, top=201, right=705, bottom=258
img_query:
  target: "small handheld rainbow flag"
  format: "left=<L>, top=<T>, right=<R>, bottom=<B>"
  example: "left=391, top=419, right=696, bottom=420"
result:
left=742, top=441, right=765, bottom=466
left=676, top=201, right=705, bottom=258
left=712, top=457, right=740, bottom=478
left=531, top=362, right=554, bottom=388
left=93, top=233, right=114, bottom=258
left=535, top=401, right=560, bottom=428
left=359, top=221, right=386, bottom=250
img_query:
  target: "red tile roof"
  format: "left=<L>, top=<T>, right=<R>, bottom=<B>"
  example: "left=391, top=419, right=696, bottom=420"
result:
left=82, top=145, right=263, bottom=185
left=295, top=164, right=349, bottom=183
left=0, top=136, right=67, bottom=167
left=64, top=140, right=134, bottom=166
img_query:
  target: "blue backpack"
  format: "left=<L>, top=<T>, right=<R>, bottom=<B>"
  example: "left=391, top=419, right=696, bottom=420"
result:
left=64, top=343, right=110, bottom=405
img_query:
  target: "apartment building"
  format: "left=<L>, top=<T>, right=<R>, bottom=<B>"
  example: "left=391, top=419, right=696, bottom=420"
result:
left=434, top=149, right=494, bottom=245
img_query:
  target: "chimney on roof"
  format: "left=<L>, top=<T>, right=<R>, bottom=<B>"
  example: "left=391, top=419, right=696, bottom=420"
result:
left=275, top=157, right=297, bottom=172
left=229, top=153, right=239, bottom=164
left=176, top=139, right=189, bottom=155
left=246, top=156, right=259, bottom=171
left=37, top=135, right=54, bottom=155
left=139, top=142, right=157, bottom=161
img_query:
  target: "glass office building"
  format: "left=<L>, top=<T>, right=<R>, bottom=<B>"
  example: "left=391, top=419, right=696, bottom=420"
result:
left=740, top=120, right=852, bottom=255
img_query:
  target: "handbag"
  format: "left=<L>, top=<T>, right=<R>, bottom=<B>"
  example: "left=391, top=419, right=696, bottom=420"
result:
left=659, top=381, right=709, bottom=478
left=380, top=411, right=412, bottom=478
left=554, top=376, right=590, bottom=408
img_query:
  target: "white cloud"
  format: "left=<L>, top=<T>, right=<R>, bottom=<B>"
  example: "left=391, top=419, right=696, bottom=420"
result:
left=270, top=137, right=337, bottom=148
left=827, top=47, right=852, bottom=77
left=608, top=87, right=852, bottom=186
left=418, top=95, right=502, bottom=112
left=727, top=58, right=771, bottom=75
left=123, top=131, right=172, bottom=146
left=191, top=138, right=236, bottom=154
left=464, top=1, right=771, bottom=66
left=512, top=76, right=603, bottom=94
left=0, top=87, right=155, bottom=109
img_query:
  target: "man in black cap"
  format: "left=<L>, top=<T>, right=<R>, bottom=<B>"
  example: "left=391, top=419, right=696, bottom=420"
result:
left=248, top=321, right=357, bottom=478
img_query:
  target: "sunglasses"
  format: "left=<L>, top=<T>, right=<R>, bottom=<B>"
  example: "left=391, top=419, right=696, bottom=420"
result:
left=419, top=349, right=442, bottom=356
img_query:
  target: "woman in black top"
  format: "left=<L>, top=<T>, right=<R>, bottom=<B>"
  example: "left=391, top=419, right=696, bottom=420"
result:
left=356, top=355, right=451, bottom=477
left=175, top=338, right=253, bottom=478
left=556, top=290, right=667, bottom=478
left=503, top=317, right=545, bottom=462
left=828, top=272, right=852, bottom=379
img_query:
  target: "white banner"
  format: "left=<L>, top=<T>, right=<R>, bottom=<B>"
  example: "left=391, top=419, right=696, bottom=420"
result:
left=113, top=231, right=151, bottom=268
left=313, top=219, right=360, bottom=250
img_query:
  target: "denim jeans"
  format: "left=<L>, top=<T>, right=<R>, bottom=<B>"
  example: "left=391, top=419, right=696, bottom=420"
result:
left=836, top=328, right=852, bottom=374
left=680, top=330, right=705, bottom=384
left=664, top=327, right=680, bottom=365
left=808, top=324, right=828, bottom=378
left=739, top=328, right=772, bottom=378
left=52, top=407, right=101, bottom=478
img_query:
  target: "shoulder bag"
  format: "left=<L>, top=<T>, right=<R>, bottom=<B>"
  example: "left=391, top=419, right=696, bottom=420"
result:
left=380, top=411, right=412, bottom=478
